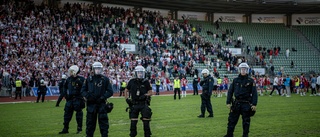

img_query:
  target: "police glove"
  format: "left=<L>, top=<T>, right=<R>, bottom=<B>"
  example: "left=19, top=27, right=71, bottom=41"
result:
left=251, top=105, right=257, bottom=111
left=126, top=98, right=133, bottom=106
left=226, top=104, right=231, bottom=109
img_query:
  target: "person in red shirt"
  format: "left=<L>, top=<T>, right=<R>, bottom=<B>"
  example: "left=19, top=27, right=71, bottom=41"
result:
left=226, top=61, right=230, bottom=73
left=165, top=77, right=172, bottom=91
left=181, top=76, right=188, bottom=97
left=300, top=73, right=307, bottom=96
left=222, top=76, right=229, bottom=97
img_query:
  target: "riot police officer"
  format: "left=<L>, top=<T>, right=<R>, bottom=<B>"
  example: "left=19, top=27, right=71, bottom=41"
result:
left=81, top=62, right=113, bottom=137
left=125, top=65, right=153, bottom=137
left=36, top=78, right=47, bottom=103
left=198, top=69, right=214, bottom=118
left=56, top=74, right=67, bottom=107
left=59, top=65, right=85, bottom=134
left=193, top=75, right=199, bottom=95
left=224, top=63, right=258, bottom=137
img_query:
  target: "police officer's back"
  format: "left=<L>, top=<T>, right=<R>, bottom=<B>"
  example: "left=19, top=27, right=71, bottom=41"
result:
left=36, top=79, right=47, bottom=103
left=198, top=69, right=214, bottom=118
left=225, top=63, right=258, bottom=137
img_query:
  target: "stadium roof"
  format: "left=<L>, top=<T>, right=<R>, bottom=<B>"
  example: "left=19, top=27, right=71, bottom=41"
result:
left=92, top=0, right=320, bottom=14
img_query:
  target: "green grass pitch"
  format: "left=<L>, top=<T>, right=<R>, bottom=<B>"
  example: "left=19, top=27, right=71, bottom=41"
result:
left=0, top=94, right=319, bottom=137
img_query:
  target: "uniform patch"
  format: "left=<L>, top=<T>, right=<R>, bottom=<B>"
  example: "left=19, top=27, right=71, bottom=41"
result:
left=253, top=83, right=256, bottom=87
left=209, top=79, right=212, bottom=82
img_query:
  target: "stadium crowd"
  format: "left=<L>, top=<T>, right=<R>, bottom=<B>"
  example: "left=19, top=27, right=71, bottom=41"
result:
left=1, top=0, right=320, bottom=98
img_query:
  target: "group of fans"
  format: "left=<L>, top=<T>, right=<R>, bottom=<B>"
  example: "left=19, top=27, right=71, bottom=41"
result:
left=0, top=0, right=242, bottom=99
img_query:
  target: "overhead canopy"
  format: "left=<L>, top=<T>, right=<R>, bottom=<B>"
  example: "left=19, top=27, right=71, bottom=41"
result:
left=87, top=0, right=320, bottom=14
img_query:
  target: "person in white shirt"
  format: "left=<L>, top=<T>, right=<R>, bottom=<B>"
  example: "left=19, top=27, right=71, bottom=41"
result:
left=316, top=74, right=320, bottom=95
left=285, top=48, right=290, bottom=59
left=269, top=75, right=281, bottom=96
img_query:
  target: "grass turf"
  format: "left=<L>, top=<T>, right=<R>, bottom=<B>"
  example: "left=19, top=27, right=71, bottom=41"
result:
left=0, top=93, right=319, bottom=137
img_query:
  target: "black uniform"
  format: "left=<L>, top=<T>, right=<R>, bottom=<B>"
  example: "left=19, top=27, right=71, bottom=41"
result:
left=126, top=78, right=152, bottom=137
left=36, top=80, right=47, bottom=103
left=199, top=75, right=214, bottom=117
left=59, top=76, right=85, bottom=134
left=193, top=77, right=199, bottom=95
left=56, top=79, right=66, bottom=107
left=225, top=74, right=258, bottom=137
left=81, top=75, right=113, bottom=137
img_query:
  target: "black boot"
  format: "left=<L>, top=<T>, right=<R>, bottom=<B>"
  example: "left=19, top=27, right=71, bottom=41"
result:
left=143, top=120, right=152, bottom=137
left=59, top=128, right=69, bottom=134
left=76, top=111, right=83, bottom=134
left=207, top=114, right=214, bottom=118
left=197, top=114, right=205, bottom=118
left=130, top=120, right=138, bottom=137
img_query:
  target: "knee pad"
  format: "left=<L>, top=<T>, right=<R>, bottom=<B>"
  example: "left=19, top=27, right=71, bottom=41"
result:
left=99, top=113, right=109, bottom=121
left=141, top=106, right=152, bottom=119
left=129, top=107, right=139, bottom=119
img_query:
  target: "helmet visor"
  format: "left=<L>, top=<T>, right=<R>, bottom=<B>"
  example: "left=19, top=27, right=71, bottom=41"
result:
left=239, top=67, right=248, bottom=74
left=136, top=71, right=145, bottom=79
left=93, top=67, right=103, bottom=75
left=69, top=70, right=77, bottom=77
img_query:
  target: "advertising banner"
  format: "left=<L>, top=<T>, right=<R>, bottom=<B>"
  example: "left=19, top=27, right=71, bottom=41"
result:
left=151, top=84, right=202, bottom=92
left=292, top=14, right=320, bottom=25
left=32, top=87, right=53, bottom=97
left=214, top=13, right=244, bottom=22
left=252, top=14, right=284, bottom=23
left=228, top=48, right=242, bottom=55
left=253, top=68, right=266, bottom=75
left=178, top=11, right=207, bottom=21
left=117, top=44, right=136, bottom=52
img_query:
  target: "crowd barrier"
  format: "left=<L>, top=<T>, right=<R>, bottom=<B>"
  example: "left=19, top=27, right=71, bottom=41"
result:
left=31, top=84, right=202, bottom=96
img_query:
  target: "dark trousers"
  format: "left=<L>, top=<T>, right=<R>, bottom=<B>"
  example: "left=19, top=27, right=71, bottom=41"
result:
left=200, top=94, right=213, bottom=115
left=193, top=84, right=198, bottom=95
left=15, top=91, right=21, bottom=99
left=156, top=85, right=160, bottom=95
left=63, top=100, right=83, bottom=131
left=129, top=104, right=152, bottom=137
left=174, top=88, right=181, bottom=100
left=86, top=104, right=109, bottom=137
left=120, top=87, right=125, bottom=96
left=56, top=95, right=63, bottom=106
left=36, top=92, right=46, bottom=102
left=270, top=85, right=281, bottom=95
left=226, top=103, right=251, bottom=137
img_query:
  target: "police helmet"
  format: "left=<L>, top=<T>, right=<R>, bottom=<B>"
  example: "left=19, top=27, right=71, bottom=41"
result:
left=68, top=65, right=79, bottom=77
left=135, top=65, right=145, bottom=79
left=40, top=79, right=45, bottom=84
left=201, top=69, right=210, bottom=75
left=238, top=63, right=249, bottom=74
left=62, top=74, right=67, bottom=79
left=92, top=62, right=103, bottom=75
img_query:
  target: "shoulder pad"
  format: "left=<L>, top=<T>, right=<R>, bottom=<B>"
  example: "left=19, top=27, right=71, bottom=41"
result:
left=142, top=78, right=148, bottom=83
